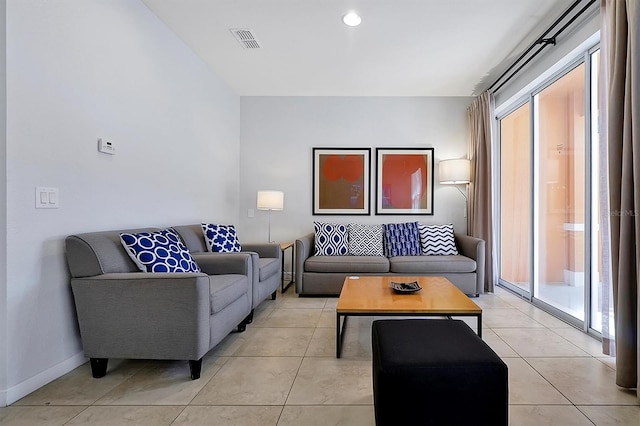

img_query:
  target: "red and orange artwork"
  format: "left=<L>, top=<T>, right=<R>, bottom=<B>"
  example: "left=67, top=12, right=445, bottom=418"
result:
left=313, top=148, right=370, bottom=215
left=380, top=154, right=428, bottom=209
left=375, top=148, right=434, bottom=215
left=319, top=154, right=365, bottom=209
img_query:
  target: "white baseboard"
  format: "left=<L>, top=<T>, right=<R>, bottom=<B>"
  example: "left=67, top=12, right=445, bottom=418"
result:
left=3, top=351, right=87, bottom=406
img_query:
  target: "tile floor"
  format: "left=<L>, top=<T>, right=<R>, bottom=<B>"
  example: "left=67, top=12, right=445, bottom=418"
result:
left=2, top=286, right=639, bottom=425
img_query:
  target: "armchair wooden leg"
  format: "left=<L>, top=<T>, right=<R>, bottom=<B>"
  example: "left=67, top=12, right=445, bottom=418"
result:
left=246, top=309, right=254, bottom=324
left=189, top=359, right=202, bottom=380
left=90, top=358, right=108, bottom=378
left=271, top=290, right=277, bottom=300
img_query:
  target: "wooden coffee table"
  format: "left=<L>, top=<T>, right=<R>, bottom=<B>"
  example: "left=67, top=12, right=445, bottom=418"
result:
left=336, top=276, right=482, bottom=358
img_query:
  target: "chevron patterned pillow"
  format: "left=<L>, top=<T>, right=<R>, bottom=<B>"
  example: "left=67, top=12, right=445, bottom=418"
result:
left=383, top=222, right=421, bottom=257
left=314, top=222, right=349, bottom=256
left=348, top=223, right=384, bottom=256
left=419, top=224, right=459, bottom=255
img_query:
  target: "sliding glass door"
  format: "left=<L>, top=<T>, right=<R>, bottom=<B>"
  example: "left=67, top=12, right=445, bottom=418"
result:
left=533, top=63, right=586, bottom=320
left=588, top=50, right=606, bottom=334
left=498, top=48, right=601, bottom=332
left=500, top=103, right=531, bottom=294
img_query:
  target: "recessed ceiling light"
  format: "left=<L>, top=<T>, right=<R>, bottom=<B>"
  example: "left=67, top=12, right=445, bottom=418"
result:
left=342, top=11, right=362, bottom=27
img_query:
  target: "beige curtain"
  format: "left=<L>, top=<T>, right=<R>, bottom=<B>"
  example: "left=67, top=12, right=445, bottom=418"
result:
left=601, top=0, right=639, bottom=393
left=467, top=91, right=496, bottom=292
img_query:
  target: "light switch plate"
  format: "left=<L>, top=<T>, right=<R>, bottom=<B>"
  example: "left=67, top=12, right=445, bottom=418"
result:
left=35, top=186, right=59, bottom=209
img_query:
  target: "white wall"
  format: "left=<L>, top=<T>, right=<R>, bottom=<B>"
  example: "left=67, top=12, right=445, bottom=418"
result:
left=495, top=10, right=600, bottom=111
left=2, top=0, right=240, bottom=405
left=0, top=0, right=7, bottom=408
left=239, top=97, right=472, bottom=245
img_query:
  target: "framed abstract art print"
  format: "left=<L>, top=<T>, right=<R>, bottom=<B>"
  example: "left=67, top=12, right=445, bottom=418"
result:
left=312, top=148, right=371, bottom=215
left=375, top=147, right=434, bottom=215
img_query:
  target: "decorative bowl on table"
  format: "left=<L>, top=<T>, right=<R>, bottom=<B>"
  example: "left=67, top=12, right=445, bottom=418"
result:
left=390, top=281, right=422, bottom=293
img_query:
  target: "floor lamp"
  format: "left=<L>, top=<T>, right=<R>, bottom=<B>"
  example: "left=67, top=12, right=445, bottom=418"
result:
left=257, top=190, right=284, bottom=243
left=439, top=159, right=471, bottom=215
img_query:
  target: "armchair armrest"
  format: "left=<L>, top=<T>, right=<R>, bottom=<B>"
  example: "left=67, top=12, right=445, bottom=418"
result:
left=71, top=273, right=211, bottom=360
left=191, top=252, right=251, bottom=276
left=242, top=243, right=281, bottom=260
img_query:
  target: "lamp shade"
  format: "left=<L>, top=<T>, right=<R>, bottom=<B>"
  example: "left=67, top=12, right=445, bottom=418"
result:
left=439, top=159, right=471, bottom=184
left=257, top=190, right=284, bottom=211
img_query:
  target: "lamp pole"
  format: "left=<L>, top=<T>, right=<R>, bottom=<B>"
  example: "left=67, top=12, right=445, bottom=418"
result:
left=257, top=190, right=284, bottom=243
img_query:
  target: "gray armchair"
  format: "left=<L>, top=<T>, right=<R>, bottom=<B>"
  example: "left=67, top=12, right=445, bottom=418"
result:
left=65, top=227, right=252, bottom=380
left=173, top=224, right=282, bottom=315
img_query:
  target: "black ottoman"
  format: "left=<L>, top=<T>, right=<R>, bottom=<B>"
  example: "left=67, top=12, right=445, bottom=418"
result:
left=372, top=319, right=508, bottom=426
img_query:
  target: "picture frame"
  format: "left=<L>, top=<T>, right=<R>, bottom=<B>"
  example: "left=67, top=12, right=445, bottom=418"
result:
left=313, top=148, right=371, bottom=215
left=375, top=147, right=434, bottom=215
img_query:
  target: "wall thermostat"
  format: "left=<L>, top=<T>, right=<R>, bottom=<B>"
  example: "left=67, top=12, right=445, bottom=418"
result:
left=98, top=138, right=116, bottom=155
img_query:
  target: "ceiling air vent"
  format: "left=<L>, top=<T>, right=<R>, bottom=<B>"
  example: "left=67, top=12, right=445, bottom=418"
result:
left=230, top=29, right=262, bottom=49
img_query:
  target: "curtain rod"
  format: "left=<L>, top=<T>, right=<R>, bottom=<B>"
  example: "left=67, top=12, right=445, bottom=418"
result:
left=488, top=0, right=596, bottom=93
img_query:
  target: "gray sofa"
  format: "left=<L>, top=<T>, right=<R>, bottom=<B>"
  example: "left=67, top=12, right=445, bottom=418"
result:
left=173, top=224, right=282, bottom=311
left=66, top=227, right=254, bottom=380
left=295, top=232, right=485, bottom=296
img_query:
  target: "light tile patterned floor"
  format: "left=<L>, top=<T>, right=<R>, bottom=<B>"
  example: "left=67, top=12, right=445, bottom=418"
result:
left=2, top=286, right=638, bottom=425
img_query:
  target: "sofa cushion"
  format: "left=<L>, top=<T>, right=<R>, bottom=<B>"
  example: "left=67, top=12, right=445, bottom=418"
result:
left=202, top=223, right=242, bottom=253
left=419, top=224, right=459, bottom=255
left=389, top=255, right=476, bottom=274
left=120, top=228, right=201, bottom=273
left=305, top=255, right=389, bottom=273
left=348, top=223, right=384, bottom=256
left=209, top=274, right=249, bottom=314
left=383, top=222, right=421, bottom=257
left=314, top=222, right=349, bottom=256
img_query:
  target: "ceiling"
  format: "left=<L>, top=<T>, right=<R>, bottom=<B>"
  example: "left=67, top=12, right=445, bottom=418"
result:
left=141, top=0, right=576, bottom=97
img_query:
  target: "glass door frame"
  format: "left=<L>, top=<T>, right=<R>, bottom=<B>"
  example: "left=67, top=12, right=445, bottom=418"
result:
left=496, top=45, right=602, bottom=339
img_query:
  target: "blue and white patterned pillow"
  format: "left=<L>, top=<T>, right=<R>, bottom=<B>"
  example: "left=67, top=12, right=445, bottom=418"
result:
left=348, top=223, right=384, bottom=256
left=419, top=224, right=459, bottom=255
left=314, top=222, right=349, bottom=256
left=201, top=223, right=242, bottom=253
left=383, top=222, right=421, bottom=257
left=120, top=228, right=201, bottom=273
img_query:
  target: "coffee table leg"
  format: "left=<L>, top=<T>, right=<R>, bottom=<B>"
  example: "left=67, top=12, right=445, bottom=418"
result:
left=478, top=312, right=482, bottom=338
left=336, top=313, right=348, bottom=358
left=336, top=313, right=341, bottom=358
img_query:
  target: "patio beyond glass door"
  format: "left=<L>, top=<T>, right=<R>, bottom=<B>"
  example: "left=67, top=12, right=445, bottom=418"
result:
left=533, top=63, right=586, bottom=320
left=500, top=103, right=531, bottom=293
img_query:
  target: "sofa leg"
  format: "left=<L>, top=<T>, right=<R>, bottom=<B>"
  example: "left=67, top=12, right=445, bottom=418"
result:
left=90, top=358, right=108, bottom=378
left=189, top=359, right=202, bottom=380
left=245, top=309, right=254, bottom=324
left=271, top=290, right=277, bottom=300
